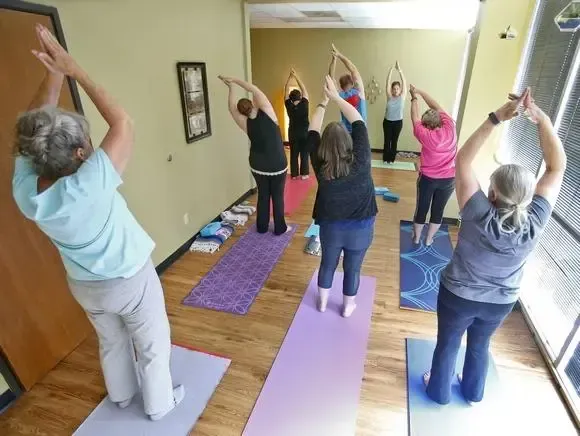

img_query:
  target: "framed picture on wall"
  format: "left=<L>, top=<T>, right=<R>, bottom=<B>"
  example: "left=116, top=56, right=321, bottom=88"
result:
left=176, top=62, right=211, bottom=143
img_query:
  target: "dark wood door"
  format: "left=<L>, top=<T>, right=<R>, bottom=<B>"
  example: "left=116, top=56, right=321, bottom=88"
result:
left=0, top=7, right=90, bottom=391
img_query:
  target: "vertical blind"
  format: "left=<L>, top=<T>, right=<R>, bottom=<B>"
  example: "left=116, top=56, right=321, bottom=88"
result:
left=504, top=0, right=580, bottom=174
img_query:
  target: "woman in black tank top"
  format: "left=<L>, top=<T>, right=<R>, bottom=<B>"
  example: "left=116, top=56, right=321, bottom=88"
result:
left=219, top=76, right=289, bottom=235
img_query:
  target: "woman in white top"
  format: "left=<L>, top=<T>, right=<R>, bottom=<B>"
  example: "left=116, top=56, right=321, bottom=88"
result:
left=383, top=61, right=407, bottom=164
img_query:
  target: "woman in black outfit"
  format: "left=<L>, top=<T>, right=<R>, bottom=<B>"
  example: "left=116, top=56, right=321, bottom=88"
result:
left=284, top=69, right=310, bottom=180
left=219, top=75, right=289, bottom=235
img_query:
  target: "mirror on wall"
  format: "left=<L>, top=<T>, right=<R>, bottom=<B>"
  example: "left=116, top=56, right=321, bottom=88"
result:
left=555, top=1, right=580, bottom=32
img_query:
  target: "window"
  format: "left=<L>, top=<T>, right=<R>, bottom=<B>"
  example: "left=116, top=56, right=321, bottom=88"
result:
left=501, top=0, right=580, bottom=423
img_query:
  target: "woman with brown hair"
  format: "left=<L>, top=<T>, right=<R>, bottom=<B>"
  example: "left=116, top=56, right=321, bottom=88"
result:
left=307, top=76, right=377, bottom=318
left=219, top=75, right=289, bottom=235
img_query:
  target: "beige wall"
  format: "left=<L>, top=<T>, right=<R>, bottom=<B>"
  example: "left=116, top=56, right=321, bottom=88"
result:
left=444, top=0, right=536, bottom=218
left=251, top=28, right=467, bottom=152
left=41, top=0, right=252, bottom=264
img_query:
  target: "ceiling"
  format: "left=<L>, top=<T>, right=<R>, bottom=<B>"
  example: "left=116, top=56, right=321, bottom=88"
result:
left=249, top=1, right=480, bottom=30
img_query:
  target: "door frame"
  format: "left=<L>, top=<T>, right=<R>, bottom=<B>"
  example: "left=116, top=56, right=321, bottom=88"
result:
left=1, top=0, right=85, bottom=115
left=0, top=0, right=85, bottom=408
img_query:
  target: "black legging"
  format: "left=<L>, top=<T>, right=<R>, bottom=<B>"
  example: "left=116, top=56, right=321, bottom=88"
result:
left=383, top=119, right=403, bottom=163
left=414, top=174, right=455, bottom=224
left=252, top=172, right=288, bottom=235
left=289, top=134, right=309, bottom=177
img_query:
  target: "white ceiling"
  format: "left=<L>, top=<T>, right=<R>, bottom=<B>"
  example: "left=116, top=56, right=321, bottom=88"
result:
left=249, top=1, right=480, bottom=30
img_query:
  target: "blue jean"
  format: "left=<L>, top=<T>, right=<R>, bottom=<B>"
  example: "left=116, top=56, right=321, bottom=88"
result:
left=426, top=284, right=515, bottom=405
left=317, top=221, right=374, bottom=296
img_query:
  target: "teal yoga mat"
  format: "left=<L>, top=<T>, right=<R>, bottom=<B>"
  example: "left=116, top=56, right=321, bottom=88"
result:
left=371, top=160, right=416, bottom=171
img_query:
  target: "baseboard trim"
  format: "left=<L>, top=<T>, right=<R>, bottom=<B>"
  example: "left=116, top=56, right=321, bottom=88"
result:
left=0, top=389, right=16, bottom=414
left=442, top=217, right=461, bottom=227
left=155, top=187, right=257, bottom=276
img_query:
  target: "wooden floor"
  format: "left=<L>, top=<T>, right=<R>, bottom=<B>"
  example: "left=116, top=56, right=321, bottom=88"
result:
left=0, top=154, right=577, bottom=435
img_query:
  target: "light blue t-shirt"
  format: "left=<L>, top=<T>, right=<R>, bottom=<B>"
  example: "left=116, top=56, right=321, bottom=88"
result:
left=12, top=148, right=154, bottom=281
left=339, top=88, right=367, bottom=133
left=385, top=96, right=404, bottom=121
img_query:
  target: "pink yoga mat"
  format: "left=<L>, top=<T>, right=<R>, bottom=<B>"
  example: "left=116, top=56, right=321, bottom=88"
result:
left=271, top=175, right=316, bottom=217
left=243, top=271, right=376, bottom=436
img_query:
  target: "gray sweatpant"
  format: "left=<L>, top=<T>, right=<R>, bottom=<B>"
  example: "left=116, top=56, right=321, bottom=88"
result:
left=68, top=259, right=174, bottom=415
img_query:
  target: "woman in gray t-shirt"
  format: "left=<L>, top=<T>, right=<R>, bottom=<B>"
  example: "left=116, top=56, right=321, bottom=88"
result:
left=424, top=88, right=567, bottom=405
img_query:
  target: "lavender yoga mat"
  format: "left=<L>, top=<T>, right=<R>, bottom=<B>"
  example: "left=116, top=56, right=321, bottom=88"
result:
left=183, top=224, right=297, bottom=315
left=243, top=271, right=376, bottom=436
left=73, top=345, right=230, bottom=436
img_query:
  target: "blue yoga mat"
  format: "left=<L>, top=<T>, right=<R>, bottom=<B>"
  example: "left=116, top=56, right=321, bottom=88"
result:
left=399, top=220, right=453, bottom=313
left=406, top=338, right=504, bottom=436
left=304, top=221, right=319, bottom=238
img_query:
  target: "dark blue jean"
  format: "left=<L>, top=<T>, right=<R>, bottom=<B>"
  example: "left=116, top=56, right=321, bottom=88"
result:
left=318, top=220, right=374, bottom=296
left=426, top=284, right=515, bottom=405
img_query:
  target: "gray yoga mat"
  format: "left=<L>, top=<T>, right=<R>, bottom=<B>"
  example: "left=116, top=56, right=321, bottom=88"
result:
left=406, top=338, right=504, bottom=436
left=73, top=345, right=230, bottom=436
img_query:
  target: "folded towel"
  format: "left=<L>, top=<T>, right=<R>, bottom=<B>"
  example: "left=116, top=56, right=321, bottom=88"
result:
left=220, top=211, right=248, bottom=226
left=374, top=186, right=390, bottom=195
left=304, top=235, right=321, bottom=256
left=200, top=222, right=222, bottom=237
left=232, top=204, right=256, bottom=215
left=189, top=238, right=220, bottom=254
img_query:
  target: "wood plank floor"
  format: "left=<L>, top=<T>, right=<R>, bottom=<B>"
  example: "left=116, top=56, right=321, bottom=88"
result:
left=0, top=154, right=577, bottom=435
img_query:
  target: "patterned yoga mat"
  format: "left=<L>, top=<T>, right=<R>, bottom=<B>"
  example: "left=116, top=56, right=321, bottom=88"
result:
left=183, top=225, right=297, bottom=315
left=399, top=220, right=453, bottom=313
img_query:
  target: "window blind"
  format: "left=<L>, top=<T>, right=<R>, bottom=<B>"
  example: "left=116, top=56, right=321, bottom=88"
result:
left=503, top=0, right=580, bottom=174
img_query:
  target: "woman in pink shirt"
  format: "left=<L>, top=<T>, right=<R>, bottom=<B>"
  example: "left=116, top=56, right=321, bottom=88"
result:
left=410, top=85, right=458, bottom=245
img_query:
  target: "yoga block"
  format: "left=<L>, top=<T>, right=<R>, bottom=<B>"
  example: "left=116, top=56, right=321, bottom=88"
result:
left=383, top=192, right=400, bottom=202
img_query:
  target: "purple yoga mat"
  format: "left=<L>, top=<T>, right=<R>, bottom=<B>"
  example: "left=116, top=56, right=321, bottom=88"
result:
left=243, top=271, right=376, bottom=436
left=183, top=224, right=297, bottom=315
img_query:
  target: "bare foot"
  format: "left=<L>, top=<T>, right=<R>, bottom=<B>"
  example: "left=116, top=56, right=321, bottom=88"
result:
left=342, top=296, right=357, bottom=317
left=301, top=175, right=309, bottom=180
left=285, top=225, right=293, bottom=233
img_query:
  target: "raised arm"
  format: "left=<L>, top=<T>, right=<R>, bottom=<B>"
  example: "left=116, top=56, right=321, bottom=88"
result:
left=329, top=54, right=337, bottom=86
left=396, top=61, right=407, bottom=98
left=29, top=26, right=65, bottom=109
left=230, top=77, right=277, bottom=123
left=410, top=85, right=420, bottom=124
left=284, top=71, right=293, bottom=100
left=308, top=92, right=330, bottom=134
left=219, top=77, right=247, bottom=133
left=417, top=88, right=443, bottom=112
left=332, top=44, right=365, bottom=100
left=35, top=25, right=133, bottom=175
left=293, top=70, right=309, bottom=101
left=455, top=91, right=527, bottom=209
left=386, top=67, right=394, bottom=98
left=523, top=92, right=567, bottom=205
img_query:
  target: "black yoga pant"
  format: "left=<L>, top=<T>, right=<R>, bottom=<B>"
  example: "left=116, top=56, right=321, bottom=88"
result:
left=383, top=119, right=403, bottom=163
left=252, top=171, right=288, bottom=235
left=289, top=135, right=310, bottom=177
left=414, top=174, right=456, bottom=224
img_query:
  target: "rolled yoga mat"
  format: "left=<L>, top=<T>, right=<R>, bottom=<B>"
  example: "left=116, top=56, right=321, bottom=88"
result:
left=73, top=345, right=230, bottom=436
left=406, top=338, right=504, bottom=436
left=243, top=271, right=376, bottom=436
left=183, top=224, right=297, bottom=315
left=371, top=160, right=416, bottom=171
left=399, top=220, right=453, bottom=313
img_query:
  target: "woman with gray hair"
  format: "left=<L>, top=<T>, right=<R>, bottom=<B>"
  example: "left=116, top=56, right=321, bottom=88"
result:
left=410, top=84, right=458, bottom=246
left=424, top=88, right=566, bottom=405
left=12, top=24, right=183, bottom=420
